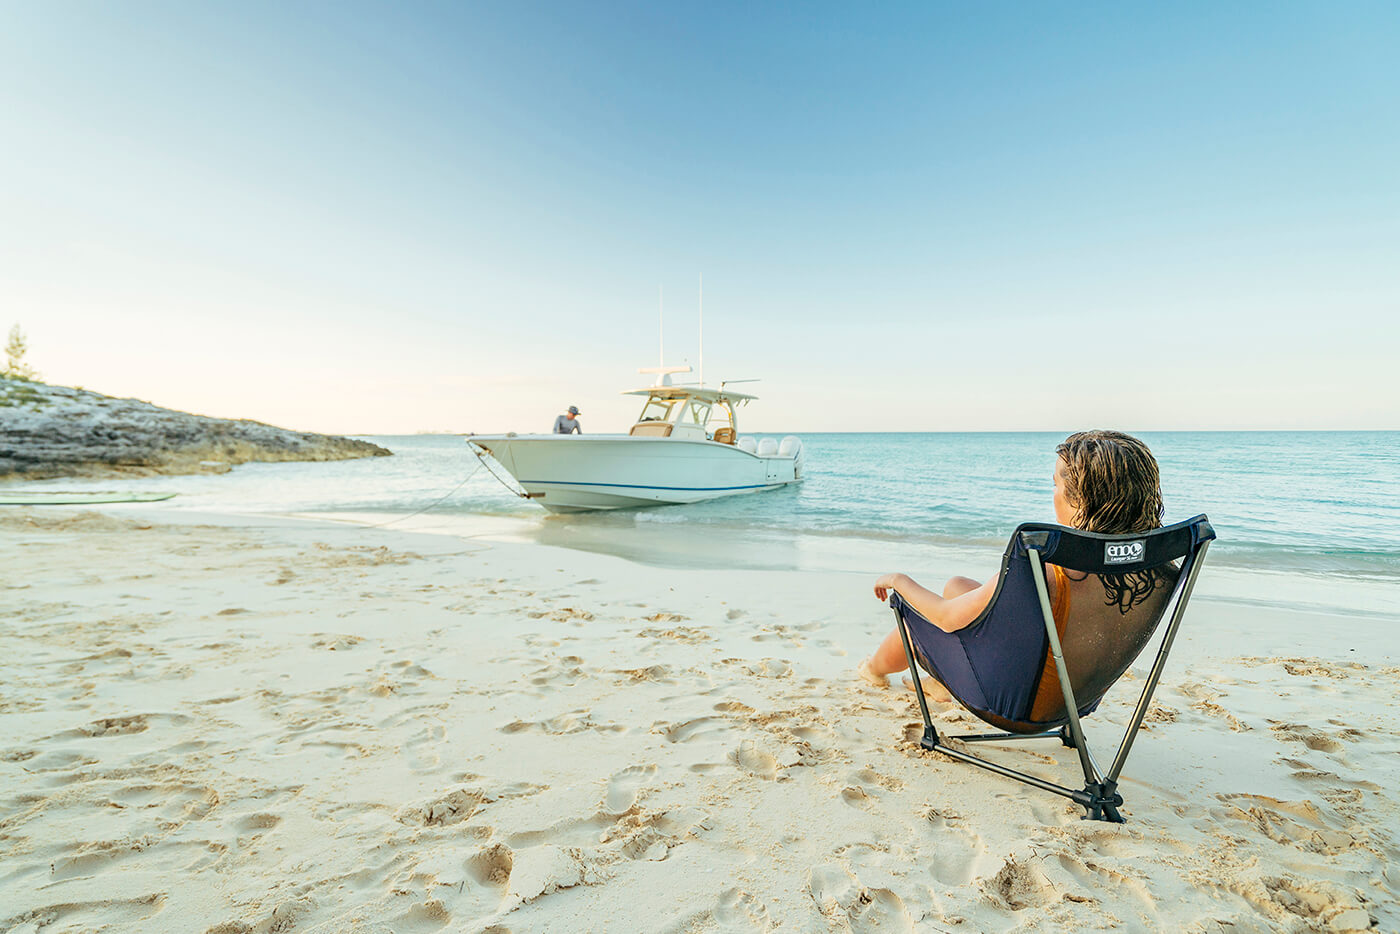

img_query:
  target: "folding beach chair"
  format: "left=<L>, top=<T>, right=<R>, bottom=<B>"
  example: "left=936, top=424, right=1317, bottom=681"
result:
left=889, top=515, right=1215, bottom=822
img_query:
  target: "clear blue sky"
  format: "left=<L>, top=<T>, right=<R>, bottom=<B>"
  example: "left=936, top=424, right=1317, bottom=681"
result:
left=2, top=2, right=1396, bottom=433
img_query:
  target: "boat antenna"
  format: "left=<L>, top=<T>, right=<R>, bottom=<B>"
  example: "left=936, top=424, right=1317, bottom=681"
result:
left=698, top=273, right=704, bottom=387
left=659, top=284, right=664, bottom=370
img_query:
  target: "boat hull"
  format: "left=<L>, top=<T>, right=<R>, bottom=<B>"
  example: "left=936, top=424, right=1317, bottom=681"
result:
left=467, top=434, right=800, bottom=513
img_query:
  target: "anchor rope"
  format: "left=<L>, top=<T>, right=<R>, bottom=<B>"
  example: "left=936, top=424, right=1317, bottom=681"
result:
left=469, top=442, right=534, bottom=500
left=357, top=458, right=485, bottom=529
left=357, top=441, right=529, bottom=531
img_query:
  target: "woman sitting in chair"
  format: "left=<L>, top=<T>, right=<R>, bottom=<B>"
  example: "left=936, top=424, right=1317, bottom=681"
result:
left=859, top=429, right=1166, bottom=700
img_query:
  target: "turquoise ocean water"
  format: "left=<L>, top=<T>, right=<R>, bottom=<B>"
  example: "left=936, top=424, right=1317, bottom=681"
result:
left=10, top=432, right=1399, bottom=581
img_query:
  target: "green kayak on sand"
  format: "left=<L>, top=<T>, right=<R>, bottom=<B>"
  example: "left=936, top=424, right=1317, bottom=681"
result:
left=0, top=491, right=177, bottom=505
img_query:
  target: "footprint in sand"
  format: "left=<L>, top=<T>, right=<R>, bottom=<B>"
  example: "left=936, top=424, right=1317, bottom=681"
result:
left=390, top=659, right=435, bottom=679
left=234, top=812, right=282, bottom=834
left=507, top=845, right=597, bottom=902
left=855, top=767, right=904, bottom=791
left=21, top=895, right=167, bottom=929
left=712, top=888, right=773, bottom=930
left=79, top=714, right=153, bottom=736
left=401, top=788, right=484, bottom=827
left=1232, top=874, right=1373, bottom=932
left=405, top=722, right=446, bottom=772
left=638, top=625, right=711, bottom=644
left=48, top=839, right=157, bottom=882
left=850, top=889, right=915, bottom=933
left=732, top=739, right=779, bottom=780
left=1052, top=850, right=1155, bottom=911
left=660, top=717, right=727, bottom=744
left=838, top=767, right=902, bottom=809
left=312, top=634, right=362, bottom=651
left=466, top=843, right=514, bottom=888
left=840, top=785, right=875, bottom=810
left=68, top=712, right=189, bottom=738
left=502, top=710, right=625, bottom=736
left=616, top=664, right=673, bottom=684
left=618, top=823, right=673, bottom=862
left=267, top=897, right=314, bottom=933
left=1142, top=702, right=1180, bottom=728
left=1211, top=793, right=1363, bottom=855
left=1279, top=658, right=1364, bottom=679
left=505, top=811, right=615, bottom=850
left=1270, top=721, right=1344, bottom=753
left=604, top=763, right=658, bottom=814
left=527, top=606, right=594, bottom=622
left=22, top=749, right=99, bottom=774
left=980, top=855, right=1059, bottom=910
left=391, top=898, right=452, bottom=930
left=808, top=864, right=915, bottom=932
left=809, top=863, right=861, bottom=918
left=107, top=781, right=220, bottom=824
left=927, top=827, right=987, bottom=886
left=747, top=658, right=791, bottom=679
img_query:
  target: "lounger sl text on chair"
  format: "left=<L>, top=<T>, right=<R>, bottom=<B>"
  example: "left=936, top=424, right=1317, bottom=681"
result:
left=889, top=515, right=1215, bottom=822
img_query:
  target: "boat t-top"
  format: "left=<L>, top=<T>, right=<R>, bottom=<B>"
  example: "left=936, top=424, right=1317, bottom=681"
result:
left=467, top=366, right=803, bottom=513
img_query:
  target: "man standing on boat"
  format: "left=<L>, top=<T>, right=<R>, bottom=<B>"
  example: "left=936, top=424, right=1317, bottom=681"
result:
left=553, top=406, right=581, bottom=434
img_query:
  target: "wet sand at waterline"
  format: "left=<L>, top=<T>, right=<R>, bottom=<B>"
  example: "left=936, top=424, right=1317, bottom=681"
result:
left=1, top=508, right=1395, bottom=932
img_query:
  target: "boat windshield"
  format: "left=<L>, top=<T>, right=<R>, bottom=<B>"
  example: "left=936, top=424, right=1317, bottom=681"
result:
left=679, top=399, right=712, bottom=426
left=637, top=396, right=676, bottom=423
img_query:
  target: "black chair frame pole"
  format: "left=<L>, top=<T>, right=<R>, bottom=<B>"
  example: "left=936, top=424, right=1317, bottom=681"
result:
left=893, top=537, right=1211, bottom=822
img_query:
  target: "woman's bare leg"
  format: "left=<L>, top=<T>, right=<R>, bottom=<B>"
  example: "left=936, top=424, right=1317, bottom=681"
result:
left=858, top=575, right=982, bottom=699
left=865, top=627, right=914, bottom=678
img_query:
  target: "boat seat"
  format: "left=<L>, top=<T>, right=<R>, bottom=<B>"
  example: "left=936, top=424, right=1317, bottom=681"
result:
left=712, top=427, right=736, bottom=445
left=630, top=422, right=673, bottom=437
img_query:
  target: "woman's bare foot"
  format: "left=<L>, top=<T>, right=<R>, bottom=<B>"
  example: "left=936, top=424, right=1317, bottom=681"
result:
left=902, top=675, right=953, bottom=704
left=856, top=657, right=889, bottom=689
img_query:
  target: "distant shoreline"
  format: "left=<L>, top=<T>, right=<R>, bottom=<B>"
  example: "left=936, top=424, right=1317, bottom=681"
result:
left=0, top=378, right=391, bottom=482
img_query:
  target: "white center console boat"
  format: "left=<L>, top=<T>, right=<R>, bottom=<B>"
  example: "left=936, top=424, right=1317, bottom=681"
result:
left=467, top=369, right=803, bottom=513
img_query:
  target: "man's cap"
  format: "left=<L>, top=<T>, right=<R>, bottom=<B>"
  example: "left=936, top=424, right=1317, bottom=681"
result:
left=567, top=406, right=580, bottom=415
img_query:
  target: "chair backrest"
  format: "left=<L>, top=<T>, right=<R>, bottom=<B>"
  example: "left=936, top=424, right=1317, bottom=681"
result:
left=1030, top=549, right=1179, bottom=723
left=897, top=515, right=1214, bottom=732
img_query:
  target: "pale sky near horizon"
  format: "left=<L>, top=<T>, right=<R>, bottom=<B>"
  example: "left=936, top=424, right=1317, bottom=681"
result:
left=2, top=2, right=1397, bottom=435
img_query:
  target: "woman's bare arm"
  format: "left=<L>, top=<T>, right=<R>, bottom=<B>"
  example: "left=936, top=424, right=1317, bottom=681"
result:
left=873, top=573, right=998, bottom=633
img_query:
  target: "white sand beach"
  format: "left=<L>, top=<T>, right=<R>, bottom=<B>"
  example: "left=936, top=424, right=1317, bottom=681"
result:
left=2, top=508, right=1396, bottom=933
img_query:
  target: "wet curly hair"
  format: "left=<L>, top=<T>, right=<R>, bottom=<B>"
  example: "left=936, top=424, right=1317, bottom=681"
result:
left=1055, top=430, right=1166, bottom=612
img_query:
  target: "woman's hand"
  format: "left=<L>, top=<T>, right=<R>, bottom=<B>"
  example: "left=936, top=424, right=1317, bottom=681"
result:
left=874, top=572, right=907, bottom=602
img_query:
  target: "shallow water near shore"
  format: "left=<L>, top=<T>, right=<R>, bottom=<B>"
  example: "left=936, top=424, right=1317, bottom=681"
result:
left=6, top=430, right=1398, bottom=581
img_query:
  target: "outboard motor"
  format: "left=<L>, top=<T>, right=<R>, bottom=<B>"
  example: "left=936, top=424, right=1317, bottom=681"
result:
left=737, top=436, right=757, bottom=454
left=779, top=435, right=803, bottom=479
left=756, top=437, right=779, bottom=457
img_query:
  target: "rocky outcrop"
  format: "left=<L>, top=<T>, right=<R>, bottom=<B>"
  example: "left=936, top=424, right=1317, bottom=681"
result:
left=0, top=378, right=391, bottom=480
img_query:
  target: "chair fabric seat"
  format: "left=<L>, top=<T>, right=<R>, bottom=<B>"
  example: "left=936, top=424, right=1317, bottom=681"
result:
left=894, top=517, right=1203, bottom=733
